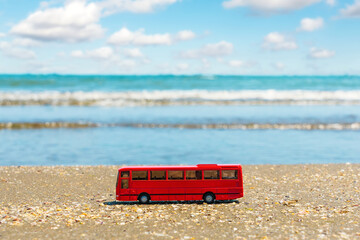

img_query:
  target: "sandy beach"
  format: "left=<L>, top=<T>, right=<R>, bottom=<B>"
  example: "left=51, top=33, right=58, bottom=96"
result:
left=0, top=164, right=359, bottom=239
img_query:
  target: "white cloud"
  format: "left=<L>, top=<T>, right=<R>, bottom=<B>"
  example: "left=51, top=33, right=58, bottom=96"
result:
left=180, top=41, right=234, bottom=59
left=0, top=33, right=5, bottom=38
left=273, top=62, right=285, bottom=70
left=98, top=0, right=178, bottom=15
left=176, top=63, right=189, bottom=71
left=71, top=46, right=151, bottom=69
left=71, top=46, right=115, bottom=60
left=228, top=60, right=244, bottom=67
left=10, top=49, right=36, bottom=60
left=118, top=59, right=137, bottom=68
left=298, top=17, right=324, bottom=32
left=87, top=47, right=114, bottom=59
left=12, top=38, right=42, bottom=47
left=0, top=41, right=36, bottom=59
left=108, top=27, right=172, bottom=46
left=326, top=0, right=335, bottom=6
left=71, top=50, right=84, bottom=58
left=70, top=46, right=150, bottom=71
left=11, top=0, right=180, bottom=43
left=228, top=59, right=257, bottom=69
left=201, top=58, right=211, bottom=69
left=11, top=0, right=104, bottom=42
left=108, top=27, right=195, bottom=46
left=340, top=0, right=360, bottom=18
left=25, top=61, right=68, bottom=74
left=262, top=32, right=297, bottom=51
left=308, top=47, right=335, bottom=59
left=222, top=0, right=321, bottom=14
left=57, top=51, right=66, bottom=57
left=175, top=30, right=196, bottom=41
left=124, top=48, right=144, bottom=58
left=39, top=1, right=51, bottom=9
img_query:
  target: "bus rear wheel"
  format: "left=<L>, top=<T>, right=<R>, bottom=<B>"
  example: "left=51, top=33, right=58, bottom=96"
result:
left=138, top=193, right=150, bottom=204
left=203, top=192, right=215, bottom=204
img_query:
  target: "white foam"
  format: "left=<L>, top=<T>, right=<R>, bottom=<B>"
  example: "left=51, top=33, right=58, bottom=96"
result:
left=1, top=90, right=360, bottom=106
left=2, top=122, right=360, bottom=130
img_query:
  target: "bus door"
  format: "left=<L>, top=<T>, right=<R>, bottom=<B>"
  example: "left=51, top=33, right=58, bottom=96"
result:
left=119, top=170, right=130, bottom=201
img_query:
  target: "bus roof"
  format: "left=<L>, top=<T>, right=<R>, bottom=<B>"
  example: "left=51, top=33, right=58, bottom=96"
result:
left=118, top=164, right=241, bottom=171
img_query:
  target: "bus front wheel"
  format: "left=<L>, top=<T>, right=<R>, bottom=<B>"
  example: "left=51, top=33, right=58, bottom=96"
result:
left=138, top=193, right=150, bottom=204
left=203, top=192, right=215, bottom=204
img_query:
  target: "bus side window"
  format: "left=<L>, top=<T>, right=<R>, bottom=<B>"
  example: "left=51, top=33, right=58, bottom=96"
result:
left=168, top=171, right=184, bottom=180
left=121, top=171, right=129, bottom=178
left=186, top=170, right=202, bottom=180
left=222, top=170, right=238, bottom=179
left=132, top=171, right=148, bottom=180
left=196, top=170, right=202, bottom=180
left=204, top=170, right=220, bottom=179
left=151, top=171, right=166, bottom=180
left=121, top=179, right=129, bottom=189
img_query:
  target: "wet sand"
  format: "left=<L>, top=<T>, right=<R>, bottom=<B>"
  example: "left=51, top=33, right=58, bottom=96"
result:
left=0, top=164, right=359, bottom=239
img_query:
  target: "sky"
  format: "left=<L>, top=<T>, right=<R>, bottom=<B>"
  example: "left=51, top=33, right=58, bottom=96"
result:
left=0, top=0, right=359, bottom=75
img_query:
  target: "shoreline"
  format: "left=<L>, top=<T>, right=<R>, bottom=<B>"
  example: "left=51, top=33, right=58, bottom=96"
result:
left=1, top=164, right=359, bottom=239
left=2, top=122, right=360, bottom=130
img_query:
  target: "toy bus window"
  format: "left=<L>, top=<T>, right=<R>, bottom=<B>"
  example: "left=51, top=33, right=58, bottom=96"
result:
left=186, top=170, right=202, bottom=180
left=151, top=171, right=166, bottom=180
left=132, top=171, right=148, bottom=180
left=121, top=179, right=129, bottom=189
left=168, top=171, right=184, bottom=180
left=204, top=170, right=220, bottom=179
left=222, top=170, right=238, bottom=179
left=121, top=171, right=129, bottom=178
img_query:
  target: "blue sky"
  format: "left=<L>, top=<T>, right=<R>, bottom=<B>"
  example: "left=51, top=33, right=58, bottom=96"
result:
left=0, top=0, right=359, bottom=75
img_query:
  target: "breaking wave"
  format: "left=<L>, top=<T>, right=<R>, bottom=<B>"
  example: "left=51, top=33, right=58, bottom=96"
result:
left=1, top=90, right=360, bottom=106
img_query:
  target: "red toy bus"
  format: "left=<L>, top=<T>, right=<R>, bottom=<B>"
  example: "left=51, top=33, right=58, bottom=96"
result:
left=116, top=164, right=243, bottom=204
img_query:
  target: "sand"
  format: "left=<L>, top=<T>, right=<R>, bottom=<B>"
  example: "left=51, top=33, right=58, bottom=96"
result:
left=0, top=164, right=359, bottom=239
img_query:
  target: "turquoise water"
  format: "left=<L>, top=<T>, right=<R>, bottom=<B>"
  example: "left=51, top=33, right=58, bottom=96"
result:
left=0, top=75, right=360, bottom=166
left=1, top=74, right=360, bottom=91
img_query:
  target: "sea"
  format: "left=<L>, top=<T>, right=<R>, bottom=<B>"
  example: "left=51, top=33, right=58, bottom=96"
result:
left=0, top=75, right=360, bottom=166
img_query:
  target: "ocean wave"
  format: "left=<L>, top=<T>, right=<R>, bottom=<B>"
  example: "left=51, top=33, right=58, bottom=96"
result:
left=1, top=90, right=360, bottom=106
left=1, top=122, right=360, bottom=130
